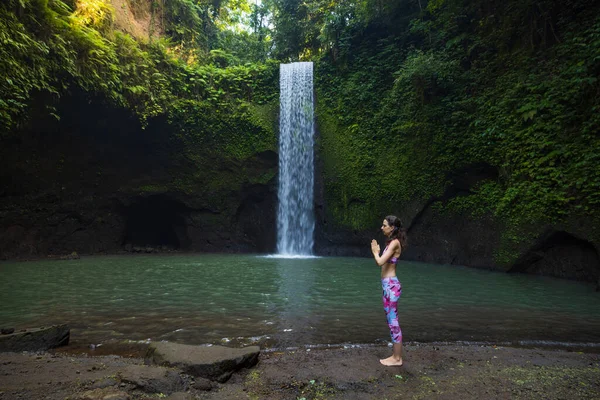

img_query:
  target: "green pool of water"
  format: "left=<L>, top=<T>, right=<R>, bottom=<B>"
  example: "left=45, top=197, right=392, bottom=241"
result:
left=1, top=254, right=598, bottom=349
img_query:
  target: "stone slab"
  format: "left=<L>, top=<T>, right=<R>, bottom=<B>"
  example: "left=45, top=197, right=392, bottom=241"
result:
left=0, top=324, right=70, bottom=352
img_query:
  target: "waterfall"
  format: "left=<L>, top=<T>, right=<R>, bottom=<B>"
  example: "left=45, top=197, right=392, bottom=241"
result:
left=277, top=62, right=315, bottom=256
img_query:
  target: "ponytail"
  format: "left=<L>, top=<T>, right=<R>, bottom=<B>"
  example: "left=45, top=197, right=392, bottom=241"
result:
left=385, top=215, right=408, bottom=248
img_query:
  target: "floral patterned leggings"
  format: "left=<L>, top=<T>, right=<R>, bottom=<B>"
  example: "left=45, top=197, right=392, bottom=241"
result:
left=381, top=276, right=402, bottom=343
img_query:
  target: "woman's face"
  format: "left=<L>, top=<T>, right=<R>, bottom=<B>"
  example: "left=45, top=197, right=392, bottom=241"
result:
left=381, top=219, right=393, bottom=237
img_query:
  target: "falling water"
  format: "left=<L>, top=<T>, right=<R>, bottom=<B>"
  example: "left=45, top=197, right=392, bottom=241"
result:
left=277, top=62, right=315, bottom=256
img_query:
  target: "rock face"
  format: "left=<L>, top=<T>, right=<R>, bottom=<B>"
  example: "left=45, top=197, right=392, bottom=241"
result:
left=0, top=324, right=69, bottom=352
left=145, top=342, right=260, bottom=383
left=314, top=162, right=505, bottom=267
left=119, top=365, right=189, bottom=394
left=75, top=388, right=131, bottom=400
left=0, top=94, right=278, bottom=259
left=1, top=93, right=598, bottom=286
left=403, top=208, right=503, bottom=268
left=508, top=231, right=600, bottom=282
left=314, top=159, right=600, bottom=284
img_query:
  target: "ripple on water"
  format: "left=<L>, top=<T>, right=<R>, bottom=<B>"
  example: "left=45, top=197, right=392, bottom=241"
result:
left=0, top=254, right=599, bottom=348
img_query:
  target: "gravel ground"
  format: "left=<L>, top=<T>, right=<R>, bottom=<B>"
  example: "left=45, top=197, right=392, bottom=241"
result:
left=0, top=343, right=599, bottom=400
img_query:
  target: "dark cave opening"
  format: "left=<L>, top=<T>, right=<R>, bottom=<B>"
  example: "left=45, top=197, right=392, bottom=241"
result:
left=121, top=195, right=191, bottom=250
left=509, top=231, right=600, bottom=282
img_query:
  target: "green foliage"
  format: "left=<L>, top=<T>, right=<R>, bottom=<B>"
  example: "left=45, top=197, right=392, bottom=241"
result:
left=0, top=5, right=52, bottom=130
left=167, top=97, right=277, bottom=161
left=163, top=0, right=211, bottom=55
left=0, top=0, right=122, bottom=131
left=457, top=15, right=600, bottom=239
left=72, top=0, right=114, bottom=34
left=113, top=33, right=170, bottom=122
left=0, top=0, right=279, bottom=131
left=314, top=0, right=600, bottom=260
left=2, top=0, right=600, bottom=262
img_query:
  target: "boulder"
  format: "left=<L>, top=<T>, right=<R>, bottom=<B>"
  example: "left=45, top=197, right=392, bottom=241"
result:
left=192, top=376, right=216, bottom=391
left=118, top=365, right=188, bottom=394
left=0, top=324, right=69, bottom=352
left=91, top=377, right=118, bottom=389
left=145, top=342, right=260, bottom=383
left=75, top=388, right=130, bottom=400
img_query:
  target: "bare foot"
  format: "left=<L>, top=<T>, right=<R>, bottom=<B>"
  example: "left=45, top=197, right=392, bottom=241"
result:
left=379, top=356, right=403, bottom=366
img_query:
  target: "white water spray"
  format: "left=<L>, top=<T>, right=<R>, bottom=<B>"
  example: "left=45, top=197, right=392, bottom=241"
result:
left=277, top=62, right=315, bottom=256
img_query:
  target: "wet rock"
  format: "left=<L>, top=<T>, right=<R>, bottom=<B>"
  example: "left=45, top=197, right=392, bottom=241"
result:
left=91, top=377, right=118, bottom=389
left=509, top=231, right=600, bottom=282
left=192, top=377, right=216, bottom=391
left=75, top=388, right=130, bottom=400
left=0, top=325, right=69, bottom=352
left=145, top=342, right=260, bottom=383
left=166, top=393, right=195, bottom=400
left=60, top=251, right=80, bottom=260
left=119, top=365, right=188, bottom=394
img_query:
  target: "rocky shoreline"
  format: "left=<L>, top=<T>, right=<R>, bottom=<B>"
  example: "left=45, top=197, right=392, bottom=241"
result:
left=1, top=341, right=599, bottom=400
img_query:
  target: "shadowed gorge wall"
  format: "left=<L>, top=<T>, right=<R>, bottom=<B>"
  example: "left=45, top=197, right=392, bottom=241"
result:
left=122, top=195, right=191, bottom=250
left=312, top=0, right=600, bottom=285
left=509, top=232, right=600, bottom=282
left=0, top=86, right=278, bottom=258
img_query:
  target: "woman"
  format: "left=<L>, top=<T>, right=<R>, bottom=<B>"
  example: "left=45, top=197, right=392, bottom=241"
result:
left=370, top=215, right=407, bottom=366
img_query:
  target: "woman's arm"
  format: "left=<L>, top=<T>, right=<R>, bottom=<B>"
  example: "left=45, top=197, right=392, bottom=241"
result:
left=371, top=239, right=398, bottom=266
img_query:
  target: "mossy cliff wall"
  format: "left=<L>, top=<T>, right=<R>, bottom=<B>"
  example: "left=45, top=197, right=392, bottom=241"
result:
left=312, top=6, right=600, bottom=286
left=0, top=0, right=281, bottom=258
left=0, top=88, right=279, bottom=257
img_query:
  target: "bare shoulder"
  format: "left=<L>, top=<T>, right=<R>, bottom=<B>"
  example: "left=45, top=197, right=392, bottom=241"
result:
left=394, top=238, right=402, bottom=250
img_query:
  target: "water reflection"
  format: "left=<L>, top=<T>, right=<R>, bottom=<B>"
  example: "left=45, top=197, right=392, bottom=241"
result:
left=271, top=256, right=335, bottom=348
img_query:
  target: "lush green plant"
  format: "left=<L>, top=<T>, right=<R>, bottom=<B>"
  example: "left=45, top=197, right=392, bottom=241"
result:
left=313, top=0, right=600, bottom=261
left=0, top=0, right=279, bottom=132
left=2, top=0, right=599, bottom=263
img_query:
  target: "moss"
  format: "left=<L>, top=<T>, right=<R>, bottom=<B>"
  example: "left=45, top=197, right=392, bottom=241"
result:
left=316, top=108, right=390, bottom=230
left=410, top=375, right=442, bottom=399
left=443, top=181, right=501, bottom=218
left=137, top=184, right=171, bottom=194
left=245, top=101, right=278, bottom=139
left=250, top=170, right=276, bottom=185
left=244, top=369, right=266, bottom=400
left=297, top=379, right=337, bottom=399
left=312, top=11, right=600, bottom=270
left=116, top=94, right=278, bottom=213
left=125, top=123, right=276, bottom=214
left=497, top=366, right=600, bottom=398
left=316, top=88, right=448, bottom=232
left=221, top=103, right=278, bottom=161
